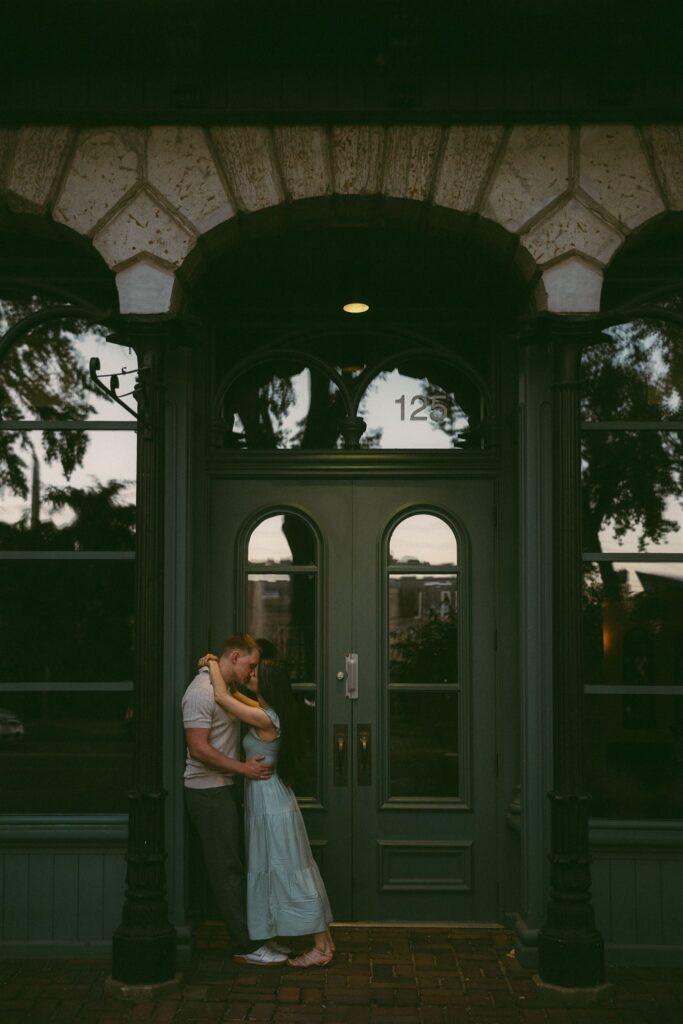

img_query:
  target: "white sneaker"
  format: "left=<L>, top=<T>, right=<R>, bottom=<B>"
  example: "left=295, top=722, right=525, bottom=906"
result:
left=233, top=943, right=288, bottom=966
left=267, top=939, right=292, bottom=955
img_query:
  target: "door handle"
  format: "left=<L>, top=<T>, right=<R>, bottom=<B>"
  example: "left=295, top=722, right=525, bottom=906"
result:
left=333, top=725, right=348, bottom=786
left=345, top=653, right=358, bottom=700
left=357, top=724, right=371, bottom=786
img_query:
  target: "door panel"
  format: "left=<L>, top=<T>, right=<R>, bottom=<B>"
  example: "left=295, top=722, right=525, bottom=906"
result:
left=210, top=476, right=497, bottom=921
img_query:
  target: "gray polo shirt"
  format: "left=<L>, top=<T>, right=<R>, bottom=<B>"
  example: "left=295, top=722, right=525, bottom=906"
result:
left=182, top=667, right=239, bottom=788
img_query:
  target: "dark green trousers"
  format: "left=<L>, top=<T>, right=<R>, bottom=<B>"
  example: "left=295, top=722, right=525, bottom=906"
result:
left=184, top=784, right=257, bottom=954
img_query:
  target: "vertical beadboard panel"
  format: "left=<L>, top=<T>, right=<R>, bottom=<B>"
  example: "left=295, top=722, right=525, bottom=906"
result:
left=3, top=855, right=29, bottom=941
left=102, top=853, right=126, bottom=934
left=661, top=860, right=683, bottom=945
left=590, top=857, right=612, bottom=941
left=28, top=854, right=55, bottom=940
left=0, top=854, right=4, bottom=941
left=53, top=854, right=79, bottom=941
left=635, top=859, right=663, bottom=944
left=77, top=854, right=104, bottom=941
left=608, top=858, right=638, bottom=943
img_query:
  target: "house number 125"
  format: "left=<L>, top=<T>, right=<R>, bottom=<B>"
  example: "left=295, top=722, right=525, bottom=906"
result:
left=395, top=393, right=449, bottom=423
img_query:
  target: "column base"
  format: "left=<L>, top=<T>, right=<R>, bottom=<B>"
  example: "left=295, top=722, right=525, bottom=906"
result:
left=533, top=975, right=613, bottom=1005
left=111, top=927, right=177, bottom=986
left=537, top=929, right=605, bottom=988
left=105, top=973, right=183, bottom=1002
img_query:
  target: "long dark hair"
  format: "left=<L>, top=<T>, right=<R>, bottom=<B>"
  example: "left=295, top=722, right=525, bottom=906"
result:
left=257, top=659, right=299, bottom=787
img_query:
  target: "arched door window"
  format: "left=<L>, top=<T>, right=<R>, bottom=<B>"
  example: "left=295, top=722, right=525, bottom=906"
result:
left=386, top=511, right=462, bottom=801
left=245, top=511, right=319, bottom=797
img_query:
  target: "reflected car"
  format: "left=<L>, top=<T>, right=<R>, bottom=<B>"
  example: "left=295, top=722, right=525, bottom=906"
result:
left=0, top=708, right=24, bottom=739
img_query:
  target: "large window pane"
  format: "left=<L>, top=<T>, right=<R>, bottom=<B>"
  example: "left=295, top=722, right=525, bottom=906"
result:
left=389, top=574, right=458, bottom=685
left=246, top=573, right=316, bottom=684
left=0, top=431, right=136, bottom=550
left=582, top=430, right=682, bottom=554
left=584, top=694, right=683, bottom=819
left=247, top=513, right=315, bottom=567
left=581, top=321, right=683, bottom=423
left=389, top=691, right=458, bottom=798
left=0, top=561, right=134, bottom=682
left=389, top=514, right=458, bottom=567
left=583, top=562, right=683, bottom=686
left=0, top=691, right=133, bottom=813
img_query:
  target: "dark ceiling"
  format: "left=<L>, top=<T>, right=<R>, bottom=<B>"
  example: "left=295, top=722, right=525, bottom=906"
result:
left=2, top=0, right=683, bottom=122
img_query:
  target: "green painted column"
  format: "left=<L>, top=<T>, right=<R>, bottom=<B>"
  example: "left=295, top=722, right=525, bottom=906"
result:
left=537, top=320, right=605, bottom=988
left=111, top=322, right=176, bottom=985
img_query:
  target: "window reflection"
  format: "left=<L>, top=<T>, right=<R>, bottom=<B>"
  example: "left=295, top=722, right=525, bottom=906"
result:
left=223, top=363, right=343, bottom=450
left=583, top=563, right=683, bottom=687
left=0, top=561, right=134, bottom=682
left=247, top=513, right=315, bottom=566
left=581, top=321, right=682, bottom=423
left=582, top=431, right=682, bottom=555
left=358, top=364, right=477, bottom=450
left=389, top=574, right=458, bottom=685
left=390, top=691, right=459, bottom=798
left=584, top=694, right=683, bottom=818
left=247, top=574, right=316, bottom=684
left=0, top=311, right=137, bottom=423
left=0, top=691, right=133, bottom=813
left=389, top=514, right=458, bottom=567
left=0, top=431, right=136, bottom=551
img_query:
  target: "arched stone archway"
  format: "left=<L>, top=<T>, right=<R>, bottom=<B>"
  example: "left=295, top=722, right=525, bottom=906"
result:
left=2, top=123, right=682, bottom=316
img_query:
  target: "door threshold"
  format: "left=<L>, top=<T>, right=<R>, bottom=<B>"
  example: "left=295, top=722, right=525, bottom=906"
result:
left=333, top=921, right=504, bottom=929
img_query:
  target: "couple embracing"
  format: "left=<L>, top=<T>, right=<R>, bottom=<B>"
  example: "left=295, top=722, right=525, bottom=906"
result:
left=182, top=633, right=334, bottom=968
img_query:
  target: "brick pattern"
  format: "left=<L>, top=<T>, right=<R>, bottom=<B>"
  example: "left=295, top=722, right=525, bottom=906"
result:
left=1, top=927, right=682, bottom=1024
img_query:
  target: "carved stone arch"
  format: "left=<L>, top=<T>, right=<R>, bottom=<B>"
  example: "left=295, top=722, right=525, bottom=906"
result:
left=8, top=122, right=681, bottom=316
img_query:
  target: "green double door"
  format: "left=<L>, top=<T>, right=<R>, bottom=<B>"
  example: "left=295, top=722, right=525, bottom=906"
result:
left=211, top=475, right=498, bottom=922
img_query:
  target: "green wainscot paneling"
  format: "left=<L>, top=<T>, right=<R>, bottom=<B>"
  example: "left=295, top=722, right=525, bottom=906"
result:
left=590, top=822, right=683, bottom=967
left=0, top=816, right=127, bottom=957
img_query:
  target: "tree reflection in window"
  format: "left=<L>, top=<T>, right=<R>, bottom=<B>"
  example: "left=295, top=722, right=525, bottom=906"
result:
left=0, top=294, right=137, bottom=540
left=223, top=362, right=344, bottom=450
left=221, top=351, right=486, bottom=451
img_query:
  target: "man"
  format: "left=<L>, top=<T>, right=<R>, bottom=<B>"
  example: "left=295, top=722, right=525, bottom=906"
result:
left=182, top=632, right=287, bottom=965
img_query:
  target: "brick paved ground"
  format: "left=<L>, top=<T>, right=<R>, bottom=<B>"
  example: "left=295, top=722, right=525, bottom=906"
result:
left=1, top=926, right=682, bottom=1024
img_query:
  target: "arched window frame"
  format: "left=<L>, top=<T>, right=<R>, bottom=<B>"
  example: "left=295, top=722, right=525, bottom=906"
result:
left=380, top=505, right=473, bottom=810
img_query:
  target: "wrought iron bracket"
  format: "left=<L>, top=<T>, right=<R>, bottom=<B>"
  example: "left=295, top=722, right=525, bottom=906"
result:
left=89, top=356, right=147, bottom=424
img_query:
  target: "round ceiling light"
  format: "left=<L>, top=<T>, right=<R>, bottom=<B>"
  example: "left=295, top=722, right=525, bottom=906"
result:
left=342, top=300, right=370, bottom=314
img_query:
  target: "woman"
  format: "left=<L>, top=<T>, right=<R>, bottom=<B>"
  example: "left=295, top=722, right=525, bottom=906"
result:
left=199, top=654, right=335, bottom=967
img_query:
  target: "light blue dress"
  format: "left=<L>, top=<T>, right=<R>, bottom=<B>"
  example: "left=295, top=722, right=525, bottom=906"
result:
left=243, top=707, right=333, bottom=940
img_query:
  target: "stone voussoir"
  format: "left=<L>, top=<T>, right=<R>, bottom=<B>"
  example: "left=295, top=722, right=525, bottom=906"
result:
left=211, top=126, right=285, bottom=212
left=578, top=124, right=666, bottom=229
left=382, top=125, right=443, bottom=201
left=521, top=196, right=624, bottom=267
left=5, top=126, right=73, bottom=214
left=274, top=126, right=331, bottom=201
left=53, top=127, right=143, bottom=235
left=482, top=125, right=570, bottom=233
left=644, top=124, right=683, bottom=210
left=432, top=125, right=504, bottom=213
left=332, top=125, right=385, bottom=195
left=93, top=188, right=196, bottom=270
left=146, top=126, right=236, bottom=234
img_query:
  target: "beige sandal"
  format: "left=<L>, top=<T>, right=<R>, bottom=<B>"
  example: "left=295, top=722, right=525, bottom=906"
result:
left=287, top=947, right=333, bottom=968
